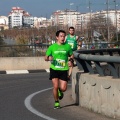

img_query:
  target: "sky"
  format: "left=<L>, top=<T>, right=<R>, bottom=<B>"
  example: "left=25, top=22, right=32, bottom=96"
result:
left=0, top=0, right=120, bottom=18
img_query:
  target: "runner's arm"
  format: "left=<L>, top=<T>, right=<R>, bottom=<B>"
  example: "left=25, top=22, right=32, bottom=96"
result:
left=76, top=36, right=80, bottom=41
left=69, top=54, right=74, bottom=59
left=44, top=56, right=53, bottom=61
left=44, top=45, right=53, bottom=61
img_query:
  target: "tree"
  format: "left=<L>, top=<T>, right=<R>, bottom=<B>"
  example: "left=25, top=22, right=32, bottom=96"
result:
left=15, top=35, right=28, bottom=45
left=88, top=13, right=116, bottom=42
left=0, top=36, right=5, bottom=45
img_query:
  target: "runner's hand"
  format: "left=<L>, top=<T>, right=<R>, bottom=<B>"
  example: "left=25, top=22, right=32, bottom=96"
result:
left=68, top=58, right=74, bottom=67
left=68, top=61, right=73, bottom=67
left=49, top=56, right=53, bottom=61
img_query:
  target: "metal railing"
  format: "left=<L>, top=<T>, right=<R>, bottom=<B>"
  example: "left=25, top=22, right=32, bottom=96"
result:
left=0, top=42, right=119, bottom=57
left=0, top=44, right=49, bottom=57
left=74, top=48, right=120, bottom=78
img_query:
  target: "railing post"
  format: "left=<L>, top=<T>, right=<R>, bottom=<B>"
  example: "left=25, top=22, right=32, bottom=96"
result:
left=94, top=61, right=104, bottom=76
left=77, top=59, right=89, bottom=73
left=108, top=62, right=118, bottom=78
left=84, top=61, right=94, bottom=74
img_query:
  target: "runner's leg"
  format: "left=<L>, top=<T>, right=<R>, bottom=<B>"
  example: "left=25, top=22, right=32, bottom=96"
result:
left=59, top=80, right=67, bottom=92
left=52, top=78, right=59, bottom=101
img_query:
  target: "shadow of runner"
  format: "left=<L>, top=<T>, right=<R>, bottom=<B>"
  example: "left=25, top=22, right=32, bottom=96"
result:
left=61, top=103, right=78, bottom=108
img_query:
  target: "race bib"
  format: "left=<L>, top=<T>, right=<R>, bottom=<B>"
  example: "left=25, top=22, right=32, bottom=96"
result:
left=68, top=42, right=74, bottom=49
left=54, top=59, right=65, bottom=68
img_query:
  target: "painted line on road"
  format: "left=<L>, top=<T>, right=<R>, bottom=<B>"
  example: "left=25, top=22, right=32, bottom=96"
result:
left=45, top=69, right=50, bottom=72
left=6, top=70, right=29, bottom=74
left=0, top=69, right=49, bottom=74
left=24, top=87, right=56, bottom=120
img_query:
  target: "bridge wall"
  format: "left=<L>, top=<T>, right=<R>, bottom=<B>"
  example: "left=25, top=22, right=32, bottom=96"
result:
left=72, top=67, right=120, bottom=119
left=0, top=57, right=50, bottom=70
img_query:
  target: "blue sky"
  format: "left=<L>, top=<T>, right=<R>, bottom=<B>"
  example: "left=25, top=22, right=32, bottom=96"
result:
left=0, top=0, right=120, bottom=18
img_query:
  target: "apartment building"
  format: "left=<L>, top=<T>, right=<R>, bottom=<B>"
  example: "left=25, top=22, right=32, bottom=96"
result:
left=8, top=7, right=34, bottom=28
left=23, top=12, right=34, bottom=28
left=52, top=9, right=81, bottom=29
left=34, top=17, right=52, bottom=29
left=92, top=10, right=120, bottom=31
left=51, top=9, right=120, bottom=32
left=0, top=16, right=8, bottom=30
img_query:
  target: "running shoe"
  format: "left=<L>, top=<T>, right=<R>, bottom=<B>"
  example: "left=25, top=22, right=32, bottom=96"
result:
left=54, top=101, right=60, bottom=109
left=58, top=88, right=64, bottom=100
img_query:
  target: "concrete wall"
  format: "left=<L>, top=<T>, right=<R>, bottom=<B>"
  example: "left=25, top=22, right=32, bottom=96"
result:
left=72, top=67, right=120, bottom=119
left=0, top=57, right=50, bottom=70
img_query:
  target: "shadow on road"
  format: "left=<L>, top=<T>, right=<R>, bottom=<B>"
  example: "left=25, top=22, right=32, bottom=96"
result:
left=61, top=103, right=78, bottom=108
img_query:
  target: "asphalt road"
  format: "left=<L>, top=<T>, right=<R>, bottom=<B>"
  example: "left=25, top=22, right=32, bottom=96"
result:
left=0, top=73, right=115, bottom=120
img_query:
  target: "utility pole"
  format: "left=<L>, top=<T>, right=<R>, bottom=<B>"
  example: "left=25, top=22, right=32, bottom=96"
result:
left=76, top=5, right=80, bottom=31
left=69, top=3, right=74, bottom=26
left=106, top=0, right=110, bottom=42
left=56, top=11, right=58, bottom=32
left=46, top=14, right=48, bottom=46
left=76, top=6, right=78, bottom=30
left=88, top=0, right=92, bottom=43
left=114, top=0, right=118, bottom=41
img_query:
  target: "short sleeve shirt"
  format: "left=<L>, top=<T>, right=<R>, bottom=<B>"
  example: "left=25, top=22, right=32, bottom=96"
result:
left=46, top=43, right=73, bottom=70
left=65, top=34, right=77, bottom=51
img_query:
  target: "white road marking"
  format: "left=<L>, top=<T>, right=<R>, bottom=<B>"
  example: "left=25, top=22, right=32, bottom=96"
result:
left=6, top=70, right=29, bottom=74
left=24, top=87, right=56, bottom=120
left=45, top=69, right=50, bottom=72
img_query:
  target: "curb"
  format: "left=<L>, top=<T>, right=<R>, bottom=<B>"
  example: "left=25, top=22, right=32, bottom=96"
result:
left=0, top=69, right=50, bottom=74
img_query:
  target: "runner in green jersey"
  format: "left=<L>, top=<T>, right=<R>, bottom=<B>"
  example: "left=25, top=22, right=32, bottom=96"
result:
left=65, top=26, right=79, bottom=51
left=44, top=30, right=73, bottom=109
left=65, top=27, right=80, bottom=80
left=46, top=43, right=73, bottom=70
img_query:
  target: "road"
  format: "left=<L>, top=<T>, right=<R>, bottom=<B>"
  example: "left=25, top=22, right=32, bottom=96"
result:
left=0, top=73, right=114, bottom=120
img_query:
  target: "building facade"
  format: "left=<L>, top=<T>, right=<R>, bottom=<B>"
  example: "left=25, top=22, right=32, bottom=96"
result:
left=0, top=16, right=8, bottom=30
left=8, top=7, right=34, bottom=28
left=51, top=9, right=120, bottom=32
left=51, top=9, right=81, bottom=29
left=92, top=10, right=120, bottom=31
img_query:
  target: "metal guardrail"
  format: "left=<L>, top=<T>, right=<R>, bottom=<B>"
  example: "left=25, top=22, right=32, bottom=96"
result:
left=0, top=42, right=119, bottom=57
left=74, top=48, right=120, bottom=78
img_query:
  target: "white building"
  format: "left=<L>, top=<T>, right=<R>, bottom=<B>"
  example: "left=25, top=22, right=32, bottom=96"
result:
left=51, top=9, right=81, bottom=29
left=23, top=12, right=34, bottom=27
left=0, top=16, right=8, bottom=25
left=51, top=9, right=120, bottom=32
left=34, top=17, right=52, bottom=29
left=92, top=10, right=120, bottom=31
left=8, top=7, right=34, bottom=28
left=0, top=16, right=9, bottom=30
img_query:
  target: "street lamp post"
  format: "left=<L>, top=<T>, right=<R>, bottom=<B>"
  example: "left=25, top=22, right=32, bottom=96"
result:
left=45, top=14, right=48, bottom=46
left=69, top=3, right=74, bottom=26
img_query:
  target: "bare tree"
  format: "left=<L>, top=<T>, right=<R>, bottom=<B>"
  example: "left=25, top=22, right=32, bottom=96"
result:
left=89, top=13, right=116, bottom=42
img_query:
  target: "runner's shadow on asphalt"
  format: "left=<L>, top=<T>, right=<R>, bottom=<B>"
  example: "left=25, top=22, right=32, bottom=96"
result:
left=61, top=103, right=79, bottom=108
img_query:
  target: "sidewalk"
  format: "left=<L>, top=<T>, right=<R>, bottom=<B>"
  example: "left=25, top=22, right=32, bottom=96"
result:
left=32, top=85, right=115, bottom=120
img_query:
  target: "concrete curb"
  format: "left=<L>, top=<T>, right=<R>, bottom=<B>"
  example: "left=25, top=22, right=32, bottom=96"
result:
left=0, top=69, right=50, bottom=74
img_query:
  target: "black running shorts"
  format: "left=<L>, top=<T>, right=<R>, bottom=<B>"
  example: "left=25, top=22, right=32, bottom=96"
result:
left=49, top=68, right=68, bottom=81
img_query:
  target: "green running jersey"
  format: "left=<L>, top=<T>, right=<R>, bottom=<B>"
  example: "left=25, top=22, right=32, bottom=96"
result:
left=46, top=43, right=73, bottom=70
left=66, top=34, right=77, bottom=51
